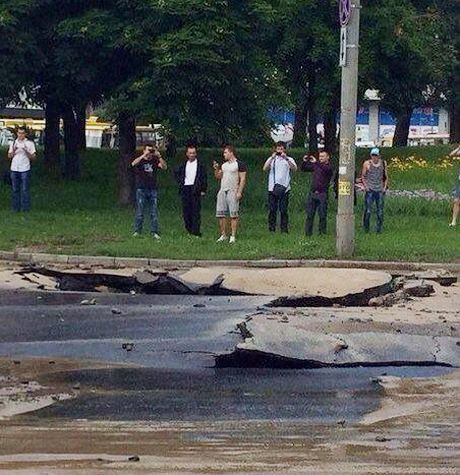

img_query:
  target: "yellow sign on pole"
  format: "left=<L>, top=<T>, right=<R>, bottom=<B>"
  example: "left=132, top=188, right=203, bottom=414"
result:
left=338, top=179, right=352, bottom=196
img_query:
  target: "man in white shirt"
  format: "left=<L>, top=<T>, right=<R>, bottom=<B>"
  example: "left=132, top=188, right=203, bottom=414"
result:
left=7, top=127, right=37, bottom=212
left=263, top=141, right=297, bottom=233
left=174, top=145, right=208, bottom=237
left=213, top=145, right=247, bottom=243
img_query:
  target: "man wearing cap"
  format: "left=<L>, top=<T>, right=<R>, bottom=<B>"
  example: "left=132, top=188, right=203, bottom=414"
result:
left=361, top=147, right=388, bottom=233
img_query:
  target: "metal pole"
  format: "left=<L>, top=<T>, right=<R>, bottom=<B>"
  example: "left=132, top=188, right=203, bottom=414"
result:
left=336, top=0, right=361, bottom=258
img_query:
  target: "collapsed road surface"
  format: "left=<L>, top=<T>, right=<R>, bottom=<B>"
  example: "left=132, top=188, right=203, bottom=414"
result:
left=1, top=265, right=459, bottom=368
left=0, top=263, right=459, bottom=474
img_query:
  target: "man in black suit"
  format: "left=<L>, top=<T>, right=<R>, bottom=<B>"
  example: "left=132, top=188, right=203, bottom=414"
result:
left=174, top=145, right=208, bottom=237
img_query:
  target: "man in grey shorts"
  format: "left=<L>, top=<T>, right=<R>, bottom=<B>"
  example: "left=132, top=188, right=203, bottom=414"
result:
left=213, top=145, right=247, bottom=243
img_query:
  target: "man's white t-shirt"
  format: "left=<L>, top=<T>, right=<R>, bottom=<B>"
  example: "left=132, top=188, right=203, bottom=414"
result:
left=220, top=159, right=247, bottom=191
left=8, top=139, right=36, bottom=172
left=184, top=159, right=198, bottom=186
left=264, top=155, right=297, bottom=192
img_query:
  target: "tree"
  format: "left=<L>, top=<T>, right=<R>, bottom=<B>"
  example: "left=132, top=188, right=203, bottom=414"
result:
left=255, top=0, right=340, bottom=152
left=432, top=0, right=459, bottom=143
left=0, top=1, right=42, bottom=108
left=361, top=0, right=454, bottom=146
left=142, top=0, right=277, bottom=145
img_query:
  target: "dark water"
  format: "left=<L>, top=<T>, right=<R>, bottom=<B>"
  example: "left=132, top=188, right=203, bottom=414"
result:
left=34, top=366, right=452, bottom=423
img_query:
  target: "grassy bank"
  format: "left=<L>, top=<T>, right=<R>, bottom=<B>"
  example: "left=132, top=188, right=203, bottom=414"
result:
left=0, top=145, right=458, bottom=262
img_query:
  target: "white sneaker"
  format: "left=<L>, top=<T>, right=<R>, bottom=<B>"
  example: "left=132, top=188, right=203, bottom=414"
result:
left=152, top=233, right=161, bottom=240
left=133, top=232, right=140, bottom=237
left=229, top=236, right=236, bottom=244
left=449, top=221, right=456, bottom=227
left=216, top=235, right=228, bottom=243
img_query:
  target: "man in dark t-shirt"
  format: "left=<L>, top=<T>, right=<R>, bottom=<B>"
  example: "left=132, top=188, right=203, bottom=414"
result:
left=131, top=143, right=167, bottom=239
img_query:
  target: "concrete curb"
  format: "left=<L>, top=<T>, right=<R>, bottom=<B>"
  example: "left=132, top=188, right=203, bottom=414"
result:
left=0, top=250, right=459, bottom=273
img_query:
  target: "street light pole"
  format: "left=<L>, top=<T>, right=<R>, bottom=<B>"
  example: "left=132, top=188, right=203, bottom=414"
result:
left=336, top=0, right=361, bottom=258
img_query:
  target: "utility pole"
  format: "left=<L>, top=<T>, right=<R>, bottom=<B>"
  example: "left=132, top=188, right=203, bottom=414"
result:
left=336, top=0, right=361, bottom=258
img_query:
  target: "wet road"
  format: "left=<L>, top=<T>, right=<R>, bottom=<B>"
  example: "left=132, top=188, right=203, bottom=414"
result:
left=0, top=289, right=458, bottom=473
left=0, top=290, right=268, bottom=368
left=0, top=289, right=451, bottom=424
left=36, top=366, right=450, bottom=423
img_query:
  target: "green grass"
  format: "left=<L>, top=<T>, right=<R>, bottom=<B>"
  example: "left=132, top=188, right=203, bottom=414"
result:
left=0, top=146, right=458, bottom=262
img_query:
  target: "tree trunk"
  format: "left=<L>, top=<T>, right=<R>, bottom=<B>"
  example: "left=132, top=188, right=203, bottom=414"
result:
left=118, top=111, right=137, bottom=206
left=324, top=107, right=338, bottom=156
left=308, top=110, right=318, bottom=155
left=392, top=108, right=413, bottom=147
left=43, top=97, right=61, bottom=169
left=165, top=134, right=177, bottom=160
left=307, top=72, right=318, bottom=154
left=77, top=102, right=87, bottom=151
left=449, top=102, right=460, bottom=143
left=292, top=103, right=308, bottom=148
left=62, top=103, right=81, bottom=179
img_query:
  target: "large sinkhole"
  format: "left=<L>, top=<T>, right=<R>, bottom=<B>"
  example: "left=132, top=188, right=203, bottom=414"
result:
left=16, top=266, right=453, bottom=308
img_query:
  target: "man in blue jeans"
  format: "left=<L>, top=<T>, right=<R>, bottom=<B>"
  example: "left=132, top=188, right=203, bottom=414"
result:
left=131, top=144, right=167, bottom=239
left=7, top=127, right=37, bottom=212
left=361, top=148, right=388, bottom=233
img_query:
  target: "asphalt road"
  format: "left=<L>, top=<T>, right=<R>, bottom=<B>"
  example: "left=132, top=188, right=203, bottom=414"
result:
left=0, top=290, right=268, bottom=369
left=0, top=289, right=452, bottom=425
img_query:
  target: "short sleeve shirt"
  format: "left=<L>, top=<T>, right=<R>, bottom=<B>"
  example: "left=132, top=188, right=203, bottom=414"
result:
left=8, top=139, right=36, bottom=172
left=220, top=160, right=247, bottom=191
left=133, top=157, right=160, bottom=190
left=265, top=156, right=296, bottom=192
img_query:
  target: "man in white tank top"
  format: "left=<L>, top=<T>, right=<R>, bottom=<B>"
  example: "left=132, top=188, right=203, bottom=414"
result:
left=213, top=145, right=247, bottom=243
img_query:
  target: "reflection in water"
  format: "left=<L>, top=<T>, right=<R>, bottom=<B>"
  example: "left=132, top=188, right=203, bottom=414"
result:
left=36, top=366, right=452, bottom=422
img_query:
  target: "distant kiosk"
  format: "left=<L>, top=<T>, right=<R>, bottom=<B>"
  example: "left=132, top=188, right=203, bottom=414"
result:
left=0, top=112, right=163, bottom=149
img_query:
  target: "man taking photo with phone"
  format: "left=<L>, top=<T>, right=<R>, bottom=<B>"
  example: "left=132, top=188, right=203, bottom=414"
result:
left=7, top=127, right=36, bottom=212
left=131, top=143, right=167, bottom=240
left=263, top=141, right=297, bottom=233
left=302, top=150, right=333, bottom=236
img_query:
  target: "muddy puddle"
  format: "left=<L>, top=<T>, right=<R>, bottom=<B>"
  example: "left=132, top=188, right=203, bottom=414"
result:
left=33, top=366, right=452, bottom=423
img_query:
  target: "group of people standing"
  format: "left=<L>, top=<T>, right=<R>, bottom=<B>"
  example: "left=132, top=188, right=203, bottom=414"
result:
left=131, top=141, right=390, bottom=242
left=131, top=143, right=248, bottom=242
left=6, top=128, right=457, bottom=239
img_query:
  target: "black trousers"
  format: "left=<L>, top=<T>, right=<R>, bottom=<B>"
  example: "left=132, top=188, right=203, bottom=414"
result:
left=305, top=191, right=328, bottom=235
left=268, top=191, right=289, bottom=232
left=181, top=186, right=202, bottom=235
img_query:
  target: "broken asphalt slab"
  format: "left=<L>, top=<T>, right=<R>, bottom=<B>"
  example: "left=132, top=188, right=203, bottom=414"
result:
left=219, top=314, right=460, bottom=368
left=12, top=266, right=396, bottom=306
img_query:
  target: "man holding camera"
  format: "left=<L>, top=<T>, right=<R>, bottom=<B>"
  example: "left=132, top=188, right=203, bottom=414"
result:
left=7, top=127, right=36, bottom=212
left=302, top=150, right=333, bottom=236
left=131, top=143, right=167, bottom=239
left=263, top=141, right=297, bottom=233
